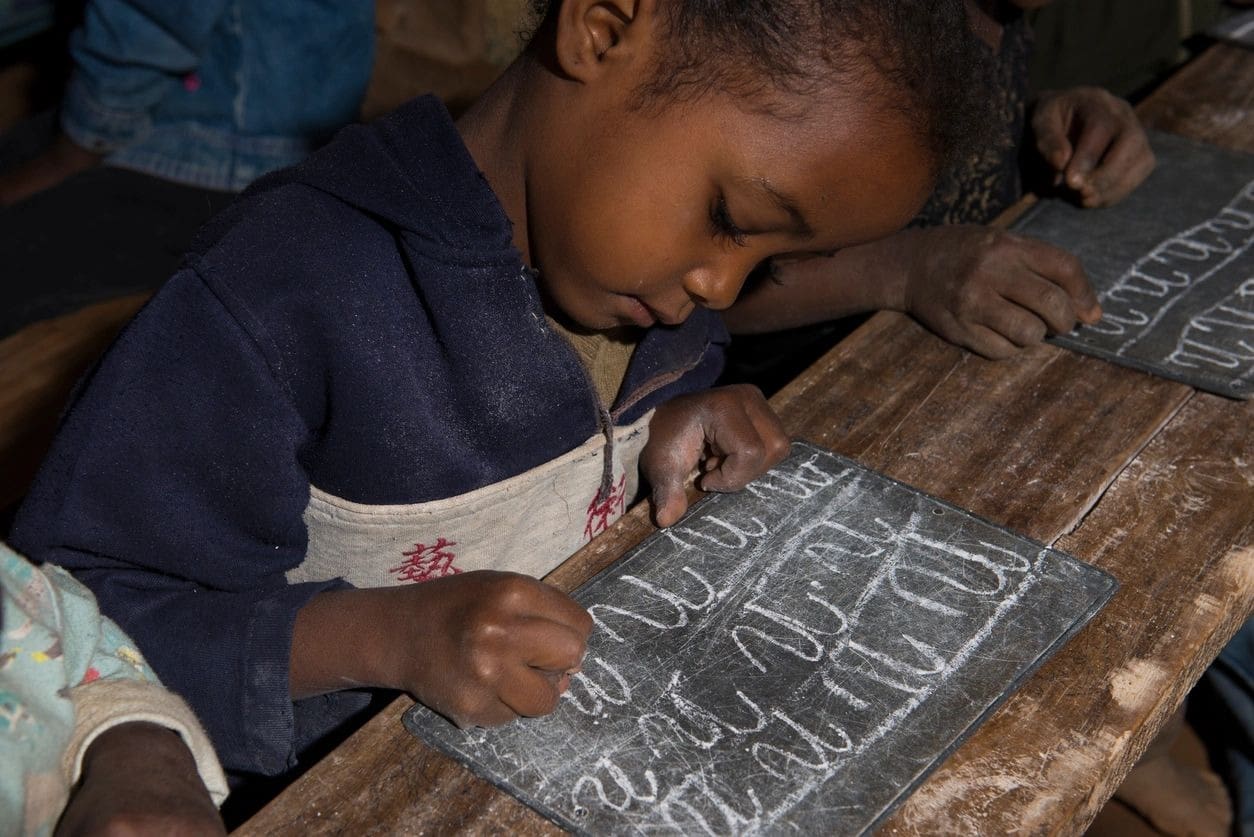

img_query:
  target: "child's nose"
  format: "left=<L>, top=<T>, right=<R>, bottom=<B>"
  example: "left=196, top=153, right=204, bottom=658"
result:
left=682, top=262, right=748, bottom=311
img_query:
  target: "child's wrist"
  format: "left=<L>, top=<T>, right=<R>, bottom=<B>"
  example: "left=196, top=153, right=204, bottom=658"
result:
left=83, top=721, right=193, bottom=773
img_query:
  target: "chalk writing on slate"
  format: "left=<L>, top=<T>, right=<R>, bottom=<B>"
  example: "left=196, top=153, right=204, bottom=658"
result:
left=404, top=442, right=1116, bottom=836
left=1013, top=130, right=1254, bottom=398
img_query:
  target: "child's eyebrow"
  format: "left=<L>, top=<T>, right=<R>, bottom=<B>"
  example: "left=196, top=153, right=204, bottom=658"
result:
left=752, top=179, right=816, bottom=240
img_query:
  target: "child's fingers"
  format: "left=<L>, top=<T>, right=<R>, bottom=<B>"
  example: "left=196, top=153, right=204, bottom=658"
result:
left=999, top=273, right=1081, bottom=335
left=497, top=665, right=570, bottom=718
left=964, top=324, right=1021, bottom=360
left=980, top=300, right=1049, bottom=347
left=1063, top=119, right=1116, bottom=191
left=1015, top=236, right=1100, bottom=322
left=650, top=469, right=693, bottom=528
left=1033, top=115, right=1073, bottom=174
left=700, top=397, right=788, bottom=493
left=517, top=614, right=591, bottom=674
left=1033, top=105, right=1073, bottom=173
left=1084, top=129, right=1156, bottom=207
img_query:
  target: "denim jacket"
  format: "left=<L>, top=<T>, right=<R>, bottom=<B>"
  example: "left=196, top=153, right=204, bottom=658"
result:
left=60, top=0, right=374, bottom=192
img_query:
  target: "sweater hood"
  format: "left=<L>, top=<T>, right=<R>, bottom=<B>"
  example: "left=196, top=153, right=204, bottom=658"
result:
left=241, top=95, right=517, bottom=262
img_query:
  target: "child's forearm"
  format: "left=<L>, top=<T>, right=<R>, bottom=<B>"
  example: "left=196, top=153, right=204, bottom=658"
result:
left=291, top=572, right=592, bottom=728
left=289, top=588, right=404, bottom=699
left=722, top=229, right=921, bottom=334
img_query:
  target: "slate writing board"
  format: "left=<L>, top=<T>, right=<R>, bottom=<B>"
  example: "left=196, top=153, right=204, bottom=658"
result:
left=404, top=442, right=1116, bottom=835
left=1210, top=10, right=1254, bottom=48
left=1013, top=130, right=1254, bottom=398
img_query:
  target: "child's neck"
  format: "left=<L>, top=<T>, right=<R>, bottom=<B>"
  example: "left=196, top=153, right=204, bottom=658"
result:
left=456, top=56, right=541, bottom=268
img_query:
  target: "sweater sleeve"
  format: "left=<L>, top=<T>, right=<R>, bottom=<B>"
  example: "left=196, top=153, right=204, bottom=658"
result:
left=9, top=268, right=347, bottom=776
left=60, top=0, right=232, bottom=151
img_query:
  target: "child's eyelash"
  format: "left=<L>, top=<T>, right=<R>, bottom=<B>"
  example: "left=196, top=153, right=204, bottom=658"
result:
left=710, top=195, right=749, bottom=247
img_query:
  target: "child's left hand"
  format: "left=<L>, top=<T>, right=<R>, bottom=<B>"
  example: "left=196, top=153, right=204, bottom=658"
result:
left=1032, top=87, right=1156, bottom=208
left=641, top=385, right=790, bottom=528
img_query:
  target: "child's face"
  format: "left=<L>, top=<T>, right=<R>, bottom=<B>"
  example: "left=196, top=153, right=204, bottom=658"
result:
left=524, top=86, right=935, bottom=332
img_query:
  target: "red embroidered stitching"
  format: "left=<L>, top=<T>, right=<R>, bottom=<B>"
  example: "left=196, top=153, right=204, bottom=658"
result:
left=584, top=473, right=627, bottom=541
left=390, top=537, right=460, bottom=583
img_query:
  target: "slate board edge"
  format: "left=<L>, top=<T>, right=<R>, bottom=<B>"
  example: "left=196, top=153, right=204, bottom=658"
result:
left=402, top=440, right=1120, bottom=835
left=1047, top=333, right=1251, bottom=400
left=859, top=568, right=1116, bottom=836
left=1011, top=149, right=1253, bottom=402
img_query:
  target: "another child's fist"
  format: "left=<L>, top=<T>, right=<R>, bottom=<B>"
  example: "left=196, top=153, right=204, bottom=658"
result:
left=904, top=225, right=1100, bottom=359
left=1032, top=87, right=1156, bottom=208
left=642, top=385, right=789, bottom=528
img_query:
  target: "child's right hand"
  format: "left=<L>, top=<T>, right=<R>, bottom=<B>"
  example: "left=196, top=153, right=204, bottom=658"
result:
left=902, top=225, right=1101, bottom=359
left=292, top=573, right=592, bottom=728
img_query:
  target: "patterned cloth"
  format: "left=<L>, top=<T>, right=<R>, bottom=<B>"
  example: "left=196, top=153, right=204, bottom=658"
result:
left=0, top=542, right=226, bottom=836
left=912, top=11, right=1032, bottom=227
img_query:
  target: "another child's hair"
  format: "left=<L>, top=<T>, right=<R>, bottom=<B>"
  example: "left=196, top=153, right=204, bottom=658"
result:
left=530, top=0, right=993, bottom=171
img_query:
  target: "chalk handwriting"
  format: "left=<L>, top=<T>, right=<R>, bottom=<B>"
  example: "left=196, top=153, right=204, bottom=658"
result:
left=409, top=445, right=1115, bottom=836
left=1087, top=178, right=1254, bottom=348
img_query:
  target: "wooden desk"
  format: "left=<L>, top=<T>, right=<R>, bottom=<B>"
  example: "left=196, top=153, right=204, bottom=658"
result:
left=239, top=44, right=1254, bottom=835
left=0, top=293, right=147, bottom=511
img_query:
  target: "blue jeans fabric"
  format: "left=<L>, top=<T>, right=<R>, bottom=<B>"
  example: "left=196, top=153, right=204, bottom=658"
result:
left=60, top=0, right=373, bottom=191
left=1192, top=618, right=1254, bottom=837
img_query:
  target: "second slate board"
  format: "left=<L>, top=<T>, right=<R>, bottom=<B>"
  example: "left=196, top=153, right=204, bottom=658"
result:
left=405, top=442, right=1117, bottom=836
left=1014, top=130, right=1254, bottom=399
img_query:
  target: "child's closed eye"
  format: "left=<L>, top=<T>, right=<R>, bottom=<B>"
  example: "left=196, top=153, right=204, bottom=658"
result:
left=709, top=194, right=749, bottom=248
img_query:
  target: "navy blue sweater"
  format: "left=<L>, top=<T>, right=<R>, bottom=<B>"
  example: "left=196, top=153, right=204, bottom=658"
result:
left=11, top=96, right=727, bottom=779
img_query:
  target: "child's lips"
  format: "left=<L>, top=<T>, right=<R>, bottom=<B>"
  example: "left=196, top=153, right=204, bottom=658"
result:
left=623, top=296, right=657, bottom=328
left=635, top=297, right=688, bottom=326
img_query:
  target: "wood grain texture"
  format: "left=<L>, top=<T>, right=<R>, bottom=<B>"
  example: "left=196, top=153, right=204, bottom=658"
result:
left=880, top=394, right=1253, bottom=836
left=774, top=312, right=1191, bottom=541
left=1137, top=43, right=1254, bottom=151
left=0, top=293, right=147, bottom=510
left=240, top=44, right=1254, bottom=834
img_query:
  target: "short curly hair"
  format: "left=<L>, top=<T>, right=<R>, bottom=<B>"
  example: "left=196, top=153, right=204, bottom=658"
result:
left=529, top=0, right=994, bottom=171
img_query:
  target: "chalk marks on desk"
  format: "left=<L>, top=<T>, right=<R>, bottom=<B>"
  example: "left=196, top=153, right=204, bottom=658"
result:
left=1014, top=131, right=1254, bottom=398
left=404, top=442, right=1117, bottom=836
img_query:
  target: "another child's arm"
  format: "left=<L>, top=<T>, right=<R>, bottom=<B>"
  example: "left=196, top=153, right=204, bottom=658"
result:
left=726, top=87, right=1152, bottom=358
left=56, top=721, right=224, bottom=837
left=0, top=547, right=227, bottom=835
left=1031, top=86, right=1157, bottom=208
left=640, top=384, right=791, bottom=527
left=725, top=225, right=1101, bottom=359
left=290, top=572, right=592, bottom=728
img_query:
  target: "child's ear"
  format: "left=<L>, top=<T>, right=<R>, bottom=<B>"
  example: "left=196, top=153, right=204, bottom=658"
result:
left=553, top=0, right=656, bottom=83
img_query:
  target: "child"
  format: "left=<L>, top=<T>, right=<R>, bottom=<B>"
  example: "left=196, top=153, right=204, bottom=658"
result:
left=9, top=0, right=992, bottom=784
left=723, top=0, right=1157, bottom=366
left=1, top=541, right=226, bottom=835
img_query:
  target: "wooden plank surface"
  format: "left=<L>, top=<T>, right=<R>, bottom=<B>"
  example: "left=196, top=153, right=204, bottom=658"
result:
left=239, top=42, right=1254, bottom=835
left=0, top=293, right=147, bottom=510
left=882, top=393, right=1254, bottom=835
left=1137, top=43, right=1254, bottom=151
left=773, top=313, right=1192, bottom=540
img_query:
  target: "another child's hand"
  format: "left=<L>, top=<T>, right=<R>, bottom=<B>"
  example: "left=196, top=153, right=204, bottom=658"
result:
left=903, top=225, right=1101, bottom=359
left=56, top=721, right=225, bottom=837
left=642, top=385, right=790, bottom=527
left=320, top=573, right=593, bottom=729
left=1032, top=87, right=1156, bottom=208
